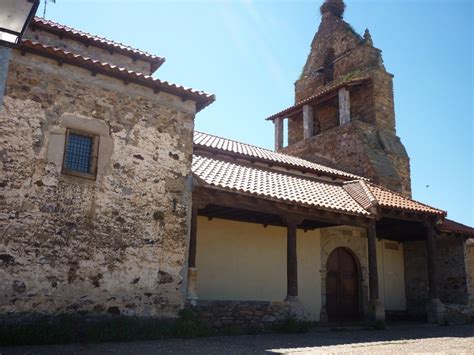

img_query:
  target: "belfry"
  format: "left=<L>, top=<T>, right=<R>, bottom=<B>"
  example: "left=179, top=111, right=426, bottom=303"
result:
left=268, top=0, right=412, bottom=197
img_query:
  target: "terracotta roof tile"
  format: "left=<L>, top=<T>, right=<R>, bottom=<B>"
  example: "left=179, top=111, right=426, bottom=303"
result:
left=343, top=180, right=377, bottom=210
left=31, top=17, right=165, bottom=72
left=193, top=132, right=446, bottom=218
left=19, top=40, right=215, bottom=112
left=266, top=77, right=369, bottom=121
left=194, top=131, right=365, bottom=180
left=192, top=155, right=370, bottom=216
left=367, top=182, right=446, bottom=216
left=438, top=219, right=474, bottom=236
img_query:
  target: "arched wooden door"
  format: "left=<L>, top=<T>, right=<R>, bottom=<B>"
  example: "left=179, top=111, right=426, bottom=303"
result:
left=326, top=247, right=359, bottom=321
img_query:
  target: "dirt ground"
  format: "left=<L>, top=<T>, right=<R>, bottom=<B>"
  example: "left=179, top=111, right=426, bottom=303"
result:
left=1, top=323, right=474, bottom=354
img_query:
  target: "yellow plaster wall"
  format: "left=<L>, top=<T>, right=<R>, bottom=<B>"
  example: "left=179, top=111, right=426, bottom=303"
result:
left=377, top=239, right=406, bottom=311
left=196, top=217, right=322, bottom=320
left=196, top=218, right=405, bottom=320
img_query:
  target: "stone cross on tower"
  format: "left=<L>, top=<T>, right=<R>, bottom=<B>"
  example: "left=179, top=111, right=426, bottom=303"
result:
left=270, top=0, right=412, bottom=197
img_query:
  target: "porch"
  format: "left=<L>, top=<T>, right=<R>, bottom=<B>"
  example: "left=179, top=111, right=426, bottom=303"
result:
left=185, top=187, right=444, bottom=326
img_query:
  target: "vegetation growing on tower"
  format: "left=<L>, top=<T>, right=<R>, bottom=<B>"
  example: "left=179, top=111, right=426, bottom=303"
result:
left=320, top=0, right=346, bottom=19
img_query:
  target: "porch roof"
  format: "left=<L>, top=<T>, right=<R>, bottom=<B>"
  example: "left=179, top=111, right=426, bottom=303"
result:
left=192, top=132, right=450, bottom=221
left=438, top=219, right=474, bottom=236
left=192, top=155, right=370, bottom=217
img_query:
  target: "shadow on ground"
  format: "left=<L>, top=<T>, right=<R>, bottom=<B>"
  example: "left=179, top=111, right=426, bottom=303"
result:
left=1, top=322, right=474, bottom=354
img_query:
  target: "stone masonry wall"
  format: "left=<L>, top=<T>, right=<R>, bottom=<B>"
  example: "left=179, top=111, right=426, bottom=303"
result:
left=285, top=10, right=412, bottom=197
left=437, top=235, right=468, bottom=305
left=281, top=120, right=411, bottom=195
left=466, top=240, right=474, bottom=306
left=319, top=226, right=370, bottom=320
left=403, top=241, right=429, bottom=318
left=0, top=51, right=196, bottom=318
left=188, top=300, right=291, bottom=330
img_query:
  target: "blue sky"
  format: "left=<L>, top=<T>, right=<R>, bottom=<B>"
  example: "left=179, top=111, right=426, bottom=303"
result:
left=44, top=0, right=473, bottom=226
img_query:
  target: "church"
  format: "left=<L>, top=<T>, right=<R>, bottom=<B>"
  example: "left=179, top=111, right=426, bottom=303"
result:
left=1, top=0, right=473, bottom=327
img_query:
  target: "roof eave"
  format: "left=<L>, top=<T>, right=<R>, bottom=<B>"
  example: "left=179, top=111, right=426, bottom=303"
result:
left=193, top=180, right=373, bottom=220
left=30, top=17, right=165, bottom=69
left=17, top=40, right=215, bottom=112
left=266, top=78, right=370, bottom=121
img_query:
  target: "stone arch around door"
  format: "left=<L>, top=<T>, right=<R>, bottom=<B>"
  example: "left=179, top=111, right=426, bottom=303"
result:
left=319, top=227, right=369, bottom=322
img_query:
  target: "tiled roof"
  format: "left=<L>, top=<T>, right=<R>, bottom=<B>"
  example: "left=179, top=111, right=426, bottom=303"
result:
left=31, top=17, right=165, bottom=72
left=266, top=77, right=369, bottom=121
left=367, top=183, right=446, bottom=216
left=194, top=131, right=365, bottom=180
left=343, top=180, right=377, bottom=210
left=192, top=155, right=370, bottom=216
left=438, top=219, right=474, bottom=236
left=19, top=40, right=215, bottom=112
left=192, top=132, right=446, bottom=218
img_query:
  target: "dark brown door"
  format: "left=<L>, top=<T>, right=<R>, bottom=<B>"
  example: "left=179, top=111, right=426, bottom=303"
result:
left=326, top=247, right=359, bottom=321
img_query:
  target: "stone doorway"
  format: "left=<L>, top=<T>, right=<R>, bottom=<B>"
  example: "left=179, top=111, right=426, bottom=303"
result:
left=326, top=247, right=360, bottom=321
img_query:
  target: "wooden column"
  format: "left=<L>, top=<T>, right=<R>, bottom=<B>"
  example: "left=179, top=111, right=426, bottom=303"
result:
left=187, top=206, right=199, bottom=302
left=303, top=105, right=314, bottom=139
left=425, top=221, right=439, bottom=299
left=338, top=87, right=351, bottom=125
left=286, top=219, right=298, bottom=300
left=274, top=117, right=283, bottom=151
left=366, top=222, right=379, bottom=301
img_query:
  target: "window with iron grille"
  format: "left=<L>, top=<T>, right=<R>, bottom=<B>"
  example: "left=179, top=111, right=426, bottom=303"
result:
left=62, top=129, right=99, bottom=179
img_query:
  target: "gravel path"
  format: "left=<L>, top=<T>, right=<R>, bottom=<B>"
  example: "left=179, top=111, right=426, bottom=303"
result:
left=1, top=323, right=474, bottom=354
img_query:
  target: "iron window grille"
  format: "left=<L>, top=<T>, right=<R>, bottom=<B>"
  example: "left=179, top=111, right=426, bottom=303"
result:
left=62, top=129, right=99, bottom=180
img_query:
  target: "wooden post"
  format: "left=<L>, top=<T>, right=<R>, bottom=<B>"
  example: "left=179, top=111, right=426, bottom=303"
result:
left=338, top=87, right=351, bottom=125
left=275, top=117, right=283, bottom=151
left=286, top=219, right=298, bottom=300
left=425, top=221, right=439, bottom=299
left=303, top=105, right=314, bottom=139
left=367, top=222, right=379, bottom=301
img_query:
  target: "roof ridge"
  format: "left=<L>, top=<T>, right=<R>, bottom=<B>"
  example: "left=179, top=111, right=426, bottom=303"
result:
left=32, top=17, right=165, bottom=65
left=194, top=131, right=367, bottom=181
left=195, top=131, right=278, bottom=154
left=367, top=181, right=447, bottom=215
left=194, top=151, right=345, bottom=187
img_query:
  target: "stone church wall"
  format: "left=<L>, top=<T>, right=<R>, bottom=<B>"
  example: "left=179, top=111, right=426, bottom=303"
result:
left=403, top=240, right=429, bottom=318
left=437, top=235, right=468, bottom=305
left=0, top=51, right=196, bottom=319
left=466, top=240, right=474, bottom=306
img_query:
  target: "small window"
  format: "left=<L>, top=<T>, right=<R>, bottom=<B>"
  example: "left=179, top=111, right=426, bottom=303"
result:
left=62, top=129, right=99, bottom=179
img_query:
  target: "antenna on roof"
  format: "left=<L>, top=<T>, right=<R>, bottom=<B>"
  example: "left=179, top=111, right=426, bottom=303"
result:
left=42, top=0, right=56, bottom=18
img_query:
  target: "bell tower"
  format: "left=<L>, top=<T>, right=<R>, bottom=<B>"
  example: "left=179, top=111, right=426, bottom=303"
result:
left=269, top=0, right=411, bottom=197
